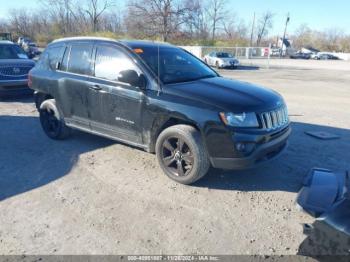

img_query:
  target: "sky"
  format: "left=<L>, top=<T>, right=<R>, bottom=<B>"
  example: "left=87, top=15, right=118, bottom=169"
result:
left=0, top=0, right=350, bottom=36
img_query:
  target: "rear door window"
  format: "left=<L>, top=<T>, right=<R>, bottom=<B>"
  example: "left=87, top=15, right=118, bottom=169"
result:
left=65, top=43, right=93, bottom=75
left=48, top=46, right=65, bottom=70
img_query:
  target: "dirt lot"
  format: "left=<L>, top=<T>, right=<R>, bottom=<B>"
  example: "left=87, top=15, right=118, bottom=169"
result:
left=1, top=67, right=349, bottom=255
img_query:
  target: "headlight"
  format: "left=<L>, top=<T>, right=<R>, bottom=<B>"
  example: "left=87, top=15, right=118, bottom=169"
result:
left=219, top=112, right=259, bottom=127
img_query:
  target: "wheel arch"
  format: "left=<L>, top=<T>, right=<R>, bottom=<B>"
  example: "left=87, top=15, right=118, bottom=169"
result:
left=34, top=91, right=54, bottom=109
left=148, top=116, right=201, bottom=153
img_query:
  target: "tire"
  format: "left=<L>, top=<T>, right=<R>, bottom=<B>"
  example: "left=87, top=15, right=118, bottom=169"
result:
left=155, top=125, right=210, bottom=185
left=216, top=61, right=220, bottom=69
left=39, top=99, right=71, bottom=140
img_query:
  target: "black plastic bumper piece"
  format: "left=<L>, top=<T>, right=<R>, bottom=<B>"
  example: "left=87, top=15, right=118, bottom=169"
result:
left=210, top=127, right=291, bottom=169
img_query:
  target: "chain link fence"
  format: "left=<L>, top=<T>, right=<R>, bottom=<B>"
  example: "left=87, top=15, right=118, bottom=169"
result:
left=201, top=46, right=271, bottom=59
left=180, top=46, right=271, bottom=60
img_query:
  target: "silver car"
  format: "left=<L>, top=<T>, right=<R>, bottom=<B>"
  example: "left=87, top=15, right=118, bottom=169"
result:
left=203, top=52, right=240, bottom=69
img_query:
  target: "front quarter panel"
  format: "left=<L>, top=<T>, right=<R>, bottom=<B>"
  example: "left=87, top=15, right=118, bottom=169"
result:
left=142, top=88, right=233, bottom=156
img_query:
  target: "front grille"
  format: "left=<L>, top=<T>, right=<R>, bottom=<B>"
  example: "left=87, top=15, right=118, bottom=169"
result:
left=260, top=106, right=289, bottom=130
left=0, top=65, right=32, bottom=77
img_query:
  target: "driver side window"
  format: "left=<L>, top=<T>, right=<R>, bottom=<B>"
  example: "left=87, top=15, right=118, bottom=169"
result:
left=94, top=45, right=141, bottom=84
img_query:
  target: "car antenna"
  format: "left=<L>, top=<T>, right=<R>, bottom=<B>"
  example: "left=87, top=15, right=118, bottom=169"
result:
left=157, top=41, right=161, bottom=96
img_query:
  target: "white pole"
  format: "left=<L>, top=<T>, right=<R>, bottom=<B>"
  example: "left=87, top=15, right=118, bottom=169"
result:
left=268, top=43, right=271, bottom=69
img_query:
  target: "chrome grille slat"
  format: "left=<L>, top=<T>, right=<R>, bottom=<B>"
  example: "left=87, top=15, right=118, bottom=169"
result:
left=266, top=113, right=272, bottom=129
left=272, top=111, right=277, bottom=126
left=260, top=106, right=289, bottom=130
left=277, top=110, right=282, bottom=125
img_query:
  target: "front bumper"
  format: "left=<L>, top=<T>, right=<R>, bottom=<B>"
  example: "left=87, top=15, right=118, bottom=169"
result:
left=0, top=80, right=33, bottom=96
left=220, top=62, right=240, bottom=68
left=210, top=126, right=291, bottom=169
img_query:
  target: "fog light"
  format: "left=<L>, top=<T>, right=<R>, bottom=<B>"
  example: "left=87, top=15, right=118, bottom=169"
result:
left=236, top=143, right=246, bottom=152
left=235, top=142, right=255, bottom=153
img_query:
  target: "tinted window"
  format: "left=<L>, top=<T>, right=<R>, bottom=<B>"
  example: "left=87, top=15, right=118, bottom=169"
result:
left=48, top=46, right=65, bottom=70
left=136, top=46, right=217, bottom=84
left=94, top=45, right=140, bottom=83
left=0, top=44, right=28, bottom=59
left=217, top=52, right=232, bottom=58
left=66, top=43, right=93, bottom=75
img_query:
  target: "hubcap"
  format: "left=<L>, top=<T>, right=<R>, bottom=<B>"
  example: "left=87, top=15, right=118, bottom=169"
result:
left=161, top=137, right=194, bottom=177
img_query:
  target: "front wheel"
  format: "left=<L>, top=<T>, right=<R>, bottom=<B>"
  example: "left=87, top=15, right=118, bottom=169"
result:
left=155, top=125, right=210, bottom=185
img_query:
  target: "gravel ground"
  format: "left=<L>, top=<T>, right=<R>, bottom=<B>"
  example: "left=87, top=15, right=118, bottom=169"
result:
left=0, top=67, right=349, bottom=255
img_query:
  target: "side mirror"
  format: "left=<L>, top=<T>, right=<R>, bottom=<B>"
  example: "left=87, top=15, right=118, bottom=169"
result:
left=119, top=70, right=147, bottom=89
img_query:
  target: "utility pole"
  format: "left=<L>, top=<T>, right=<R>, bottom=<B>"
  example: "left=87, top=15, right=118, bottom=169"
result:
left=250, top=12, right=255, bottom=47
left=281, top=13, right=290, bottom=57
left=249, top=12, right=256, bottom=59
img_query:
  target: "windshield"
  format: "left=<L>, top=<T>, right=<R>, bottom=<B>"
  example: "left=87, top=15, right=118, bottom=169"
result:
left=135, top=46, right=217, bottom=84
left=217, top=52, right=233, bottom=58
left=0, top=44, right=28, bottom=59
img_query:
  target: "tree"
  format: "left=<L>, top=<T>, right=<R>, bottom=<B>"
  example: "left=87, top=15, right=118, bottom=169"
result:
left=126, top=0, right=191, bottom=42
left=293, top=24, right=312, bottom=49
left=222, top=16, right=249, bottom=44
left=8, top=9, right=35, bottom=38
left=206, top=0, right=228, bottom=42
left=84, top=0, right=113, bottom=32
left=182, top=0, right=209, bottom=40
left=256, top=11, right=274, bottom=46
left=39, top=0, right=76, bottom=35
left=323, top=28, right=344, bottom=51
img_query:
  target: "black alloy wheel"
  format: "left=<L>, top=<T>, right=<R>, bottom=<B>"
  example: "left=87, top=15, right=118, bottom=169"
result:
left=161, top=136, right=194, bottom=177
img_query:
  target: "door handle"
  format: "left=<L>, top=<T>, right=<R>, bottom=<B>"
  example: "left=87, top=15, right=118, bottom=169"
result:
left=89, top=84, right=102, bottom=91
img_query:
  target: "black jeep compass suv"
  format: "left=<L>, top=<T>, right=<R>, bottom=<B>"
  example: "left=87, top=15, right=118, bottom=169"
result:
left=29, top=37, right=291, bottom=184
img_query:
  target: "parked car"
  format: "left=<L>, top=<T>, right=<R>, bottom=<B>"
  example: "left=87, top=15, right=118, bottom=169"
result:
left=315, top=53, right=340, bottom=60
left=0, top=41, right=35, bottom=97
left=310, top=53, right=319, bottom=59
left=23, top=42, right=41, bottom=58
left=203, top=52, right=240, bottom=69
left=17, top=37, right=32, bottom=47
left=297, top=168, right=350, bottom=256
left=290, top=52, right=311, bottom=59
left=0, top=32, right=13, bottom=42
left=17, top=37, right=24, bottom=46
left=29, top=37, right=290, bottom=184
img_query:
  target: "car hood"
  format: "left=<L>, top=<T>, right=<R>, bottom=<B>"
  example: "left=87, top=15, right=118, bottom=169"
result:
left=163, top=77, right=283, bottom=112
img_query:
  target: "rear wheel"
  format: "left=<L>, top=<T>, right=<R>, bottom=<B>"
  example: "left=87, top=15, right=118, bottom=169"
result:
left=156, top=125, right=210, bottom=185
left=39, top=99, right=71, bottom=140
